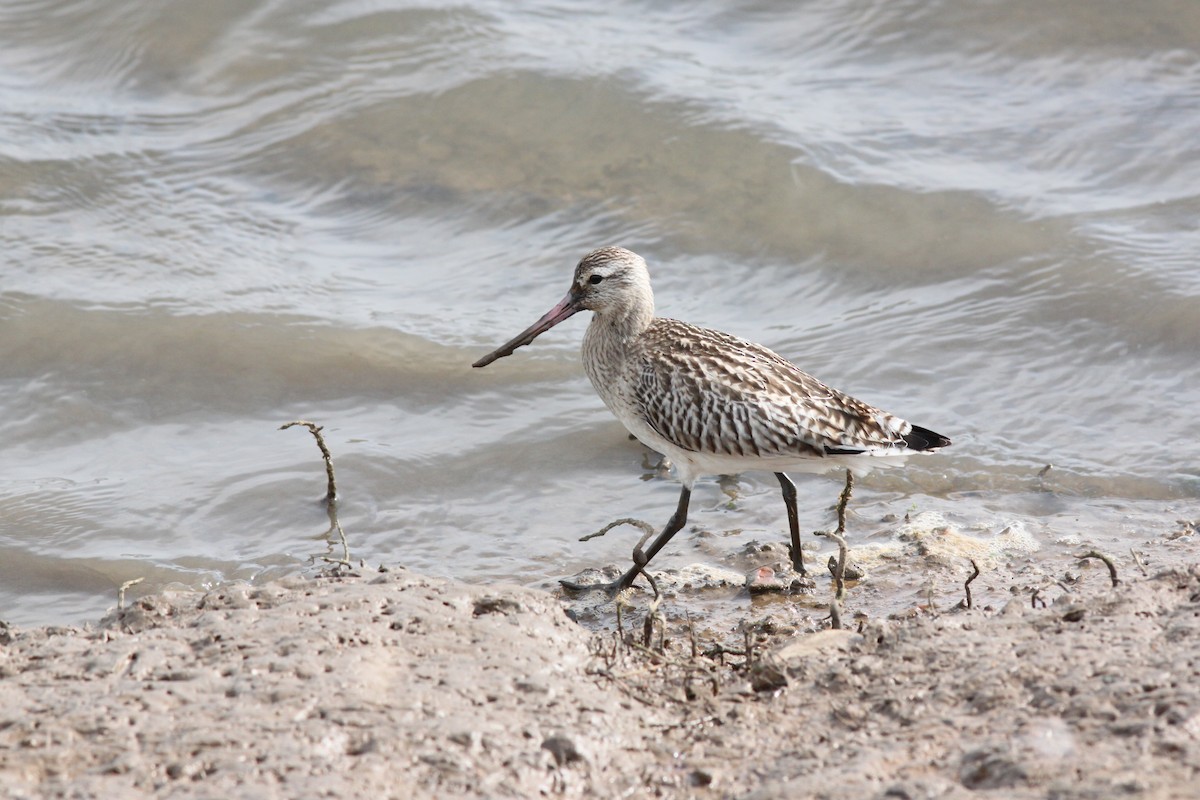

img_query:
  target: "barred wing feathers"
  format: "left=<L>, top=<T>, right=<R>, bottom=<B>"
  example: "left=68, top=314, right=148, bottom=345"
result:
left=633, top=319, right=938, bottom=460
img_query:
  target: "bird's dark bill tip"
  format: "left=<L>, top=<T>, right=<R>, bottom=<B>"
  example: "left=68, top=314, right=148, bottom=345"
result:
left=470, top=292, right=581, bottom=370
left=471, top=353, right=499, bottom=368
left=472, top=340, right=526, bottom=368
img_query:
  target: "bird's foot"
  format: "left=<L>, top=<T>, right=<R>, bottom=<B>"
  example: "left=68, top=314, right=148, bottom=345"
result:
left=787, top=545, right=808, bottom=577
left=558, top=576, right=625, bottom=598
left=559, top=562, right=645, bottom=598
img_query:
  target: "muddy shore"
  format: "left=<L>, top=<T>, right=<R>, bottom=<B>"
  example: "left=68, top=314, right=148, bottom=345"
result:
left=2, top=533, right=1199, bottom=799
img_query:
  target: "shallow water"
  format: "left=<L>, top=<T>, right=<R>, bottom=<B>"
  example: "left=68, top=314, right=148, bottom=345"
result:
left=2, top=0, right=1197, bottom=626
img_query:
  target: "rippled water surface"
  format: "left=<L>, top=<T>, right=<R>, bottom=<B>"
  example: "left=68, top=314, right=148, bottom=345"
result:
left=2, top=0, right=1198, bottom=626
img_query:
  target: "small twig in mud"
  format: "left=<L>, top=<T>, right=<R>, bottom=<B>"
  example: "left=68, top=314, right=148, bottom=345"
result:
left=641, top=612, right=656, bottom=651
left=1076, top=550, right=1120, bottom=587
left=642, top=592, right=665, bottom=651
left=821, top=529, right=849, bottom=601
left=963, top=559, right=981, bottom=609
left=1130, top=548, right=1149, bottom=577
left=280, top=421, right=338, bottom=502
left=815, top=528, right=849, bottom=629
left=322, top=503, right=352, bottom=568
left=809, top=470, right=855, bottom=629
left=579, top=517, right=655, bottom=543
left=828, top=594, right=843, bottom=630
left=281, top=420, right=351, bottom=568
left=117, top=577, right=144, bottom=610
left=835, top=468, right=854, bottom=538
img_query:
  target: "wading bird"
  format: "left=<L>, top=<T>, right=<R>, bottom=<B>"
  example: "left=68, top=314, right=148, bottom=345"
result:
left=473, top=247, right=950, bottom=594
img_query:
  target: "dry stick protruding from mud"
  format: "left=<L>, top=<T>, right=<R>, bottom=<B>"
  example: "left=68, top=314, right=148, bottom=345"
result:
left=823, top=530, right=847, bottom=630
left=280, top=420, right=338, bottom=501
left=614, top=567, right=663, bottom=649
left=117, top=577, right=144, bottom=611
left=835, top=468, right=854, bottom=540
left=1076, top=549, right=1120, bottom=587
left=321, top=502, right=352, bottom=568
left=816, top=469, right=854, bottom=629
left=639, top=575, right=666, bottom=651
left=642, top=602, right=661, bottom=651
left=280, top=420, right=350, bottom=567
left=964, top=559, right=981, bottom=609
left=1130, top=548, right=1149, bottom=577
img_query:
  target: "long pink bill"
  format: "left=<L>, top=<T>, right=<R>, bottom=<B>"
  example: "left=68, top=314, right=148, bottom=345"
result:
left=472, top=292, right=581, bottom=368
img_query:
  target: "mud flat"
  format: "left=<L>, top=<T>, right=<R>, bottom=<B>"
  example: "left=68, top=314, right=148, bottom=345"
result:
left=2, top=534, right=1199, bottom=799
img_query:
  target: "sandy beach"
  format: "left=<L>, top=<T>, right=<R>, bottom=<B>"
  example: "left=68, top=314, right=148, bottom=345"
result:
left=2, top=528, right=1199, bottom=800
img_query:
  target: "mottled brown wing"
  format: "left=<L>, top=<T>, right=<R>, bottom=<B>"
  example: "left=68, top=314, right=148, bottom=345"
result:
left=633, top=319, right=912, bottom=458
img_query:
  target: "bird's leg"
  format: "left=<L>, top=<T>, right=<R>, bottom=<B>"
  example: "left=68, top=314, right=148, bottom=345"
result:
left=623, top=486, right=691, bottom=588
left=776, top=472, right=805, bottom=576
left=560, top=486, right=692, bottom=597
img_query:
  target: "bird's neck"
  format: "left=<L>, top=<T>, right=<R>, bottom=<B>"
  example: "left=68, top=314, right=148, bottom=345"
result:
left=581, top=300, right=654, bottom=387
left=587, top=297, right=654, bottom=347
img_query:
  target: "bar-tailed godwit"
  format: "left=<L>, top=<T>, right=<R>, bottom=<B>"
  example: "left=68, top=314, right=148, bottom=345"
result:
left=474, top=247, right=950, bottom=594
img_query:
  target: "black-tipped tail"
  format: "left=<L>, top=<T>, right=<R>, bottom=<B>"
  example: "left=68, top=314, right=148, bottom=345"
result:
left=903, top=425, right=952, bottom=452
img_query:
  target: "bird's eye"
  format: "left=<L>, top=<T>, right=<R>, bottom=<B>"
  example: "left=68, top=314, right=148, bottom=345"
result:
left=588, top=274, right=604, bottom=285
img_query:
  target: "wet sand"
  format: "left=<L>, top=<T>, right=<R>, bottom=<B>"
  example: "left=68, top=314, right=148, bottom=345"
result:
left=2, top=534, right=1199, bottom=799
